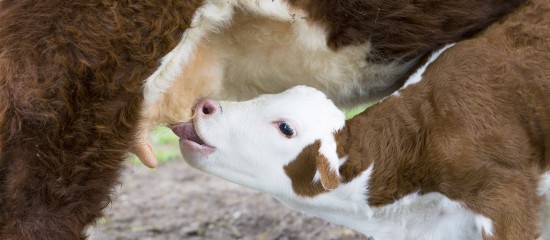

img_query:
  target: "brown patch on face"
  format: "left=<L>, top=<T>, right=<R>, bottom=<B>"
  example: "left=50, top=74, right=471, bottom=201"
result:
left=284, top=129, right=376, bottom=197
left=286, top=0, right=525, bottom=62
left=284, top=141, right=331, bottom=197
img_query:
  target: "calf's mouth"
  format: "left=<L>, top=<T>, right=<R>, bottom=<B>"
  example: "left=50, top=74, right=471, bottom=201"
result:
left=171, top=122, right=215, bottom=154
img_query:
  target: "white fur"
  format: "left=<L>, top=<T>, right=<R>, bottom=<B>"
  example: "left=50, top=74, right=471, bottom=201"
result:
left=540, top=172, right=550, bottom=240
left=392, top=44, right=455, bottom=97
left=475, top=215, right=494, bottom=236
left=318, top=135, right=342, bottom=179
left=540, top=172, right=550, bottom=196
left=364, top=192, right=490, bottom=240
left=143, top=0, right=418, bottom=111
left=181, top=86, right=496, bottom=239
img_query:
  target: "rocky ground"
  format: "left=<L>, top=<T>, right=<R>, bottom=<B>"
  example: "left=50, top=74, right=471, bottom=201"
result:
left=89, top=160, right=370, bottom=240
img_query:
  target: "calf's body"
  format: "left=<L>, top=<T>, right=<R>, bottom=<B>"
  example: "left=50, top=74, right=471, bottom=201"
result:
left=177, top=0, right=550, bottom=238
left=330, top=1, right=550, bottom=237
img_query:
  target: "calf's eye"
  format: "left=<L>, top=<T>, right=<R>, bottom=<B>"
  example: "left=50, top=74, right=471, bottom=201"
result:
left=278, top=122, right=295, bottom=138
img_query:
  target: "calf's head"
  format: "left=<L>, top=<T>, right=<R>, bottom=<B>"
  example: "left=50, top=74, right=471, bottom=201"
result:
left=172, top=86, right=345, bottom=194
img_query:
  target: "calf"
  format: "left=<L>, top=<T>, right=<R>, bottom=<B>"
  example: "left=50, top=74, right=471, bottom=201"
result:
left=173, top=1, right=550, bottom=238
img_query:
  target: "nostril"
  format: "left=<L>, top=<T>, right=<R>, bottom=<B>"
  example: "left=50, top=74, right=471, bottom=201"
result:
left=201, top=100, right=217, bottom=115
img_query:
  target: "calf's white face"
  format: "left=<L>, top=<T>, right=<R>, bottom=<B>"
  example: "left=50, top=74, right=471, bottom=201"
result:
left=172, top=86, right=345, bottom=195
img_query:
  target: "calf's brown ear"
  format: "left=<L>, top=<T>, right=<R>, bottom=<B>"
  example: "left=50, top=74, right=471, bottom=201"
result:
left=284, top=139, right=342, bottom=196
left=315, top=135, right=342, bottom=190
left=316, top=153, right=340, bottom=190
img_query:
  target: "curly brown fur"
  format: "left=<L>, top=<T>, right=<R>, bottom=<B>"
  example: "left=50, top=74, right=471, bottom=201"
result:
left=0, top=0, right=202, bottom=239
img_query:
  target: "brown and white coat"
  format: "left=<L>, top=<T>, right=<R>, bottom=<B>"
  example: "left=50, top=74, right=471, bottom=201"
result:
left=176, top=0, right=550, bottom=239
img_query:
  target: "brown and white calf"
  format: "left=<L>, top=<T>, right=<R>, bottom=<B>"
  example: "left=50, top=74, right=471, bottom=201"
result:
left=174, top=1, right=550, bottom=238
left=0, top=0, right=524, bottom=238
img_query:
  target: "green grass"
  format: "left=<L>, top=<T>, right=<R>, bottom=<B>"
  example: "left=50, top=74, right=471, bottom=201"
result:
left=344, top=103, right=372, bottom=119
left=149, top=126, right=179, bottom=144
left=130, top=103, right=373, bottom=166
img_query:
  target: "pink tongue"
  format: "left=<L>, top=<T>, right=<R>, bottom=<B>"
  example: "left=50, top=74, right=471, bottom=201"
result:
left=171, top=123, right=205, bottom=145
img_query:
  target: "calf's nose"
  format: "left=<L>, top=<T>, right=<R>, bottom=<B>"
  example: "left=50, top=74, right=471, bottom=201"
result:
left=195, top=99, right=219, bottom=117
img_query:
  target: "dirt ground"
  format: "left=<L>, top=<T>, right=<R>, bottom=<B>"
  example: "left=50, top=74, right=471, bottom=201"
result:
left=89, top=160, right=370, bottom=240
